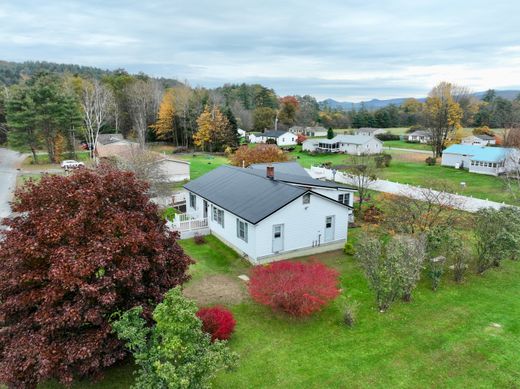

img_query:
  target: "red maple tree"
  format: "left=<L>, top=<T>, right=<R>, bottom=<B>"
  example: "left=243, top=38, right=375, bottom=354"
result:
left=248, top=261, right=340, bottom=316
left=0, top=167, right=192, bottom=388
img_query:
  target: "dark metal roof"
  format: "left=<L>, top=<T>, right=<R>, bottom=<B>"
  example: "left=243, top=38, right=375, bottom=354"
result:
left=474, top=134, right=495, bottom=140
left=261, top=130, right=289, bottom=138
left=246, top=167, right=355, bottom=190
left=249, top=162, right=309, bottom=177
left=184, top=165, right=352, bottom=224
left=184, top=166, right=307, bottom=224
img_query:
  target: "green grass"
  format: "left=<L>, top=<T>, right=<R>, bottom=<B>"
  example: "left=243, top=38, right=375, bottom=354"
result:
left=379, top=160, right=516, bottom=203
left=176, top=154, right=229, bottom=180
left=50, top=233, right=520, bottom=388
left=383, top=140, right=432, bottom=151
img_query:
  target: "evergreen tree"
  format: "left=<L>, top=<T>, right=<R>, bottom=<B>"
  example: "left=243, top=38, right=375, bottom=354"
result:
left=327, top=127, right=334, bottom=139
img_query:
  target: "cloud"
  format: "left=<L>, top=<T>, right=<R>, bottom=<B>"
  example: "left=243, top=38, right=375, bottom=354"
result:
left=1, top=0, right=520, bottom=100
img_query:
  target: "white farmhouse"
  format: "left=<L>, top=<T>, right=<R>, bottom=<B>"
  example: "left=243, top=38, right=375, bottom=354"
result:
left=353, top=127, right=385, bottom=137
left=183, top=163, right=354, bottom=263
left=302, top=135, right=383, bottom=155
left=289, top=126, right=328, bottom=137
left=441, top=144, right=519, bottom=176
left=461, top=134, right=496, bottom=146
left=249, top=130, right=297, bottom=146
left=408, top=130, right=432, bottom=144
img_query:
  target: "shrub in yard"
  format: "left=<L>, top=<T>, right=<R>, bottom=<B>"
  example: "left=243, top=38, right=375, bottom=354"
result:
left=475, top=207, right=520, bottom=273
left=340, top=297, right=359, bottom=327
left=356, top=233, right=425, bottom=310
left=296, top=133, right=307, bottom=145
left=375, top=153, right=392, bottom=168
left=428, top=256, right=446, bottom=291
left=0, top=167, right=192, bottom=388
left=112, top=287, right=238, bottom=389
left=449, top=240, right=471, bottom=283
left=194, top=233, right=207, bottom=245
left=425, top=157, right=436, bottom=166
left=249, top=261, right=340, bottom=316
left=196, top=306, right=236, bottom=341
left=362, top=204, right=384, bottom=225
left=344, top=241, right=356, bottom=256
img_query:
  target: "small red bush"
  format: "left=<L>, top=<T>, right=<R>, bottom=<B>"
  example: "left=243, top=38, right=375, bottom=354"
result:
left=248, top=261, right=340, bottom=316
left=196, top=306, right=236, bottom=341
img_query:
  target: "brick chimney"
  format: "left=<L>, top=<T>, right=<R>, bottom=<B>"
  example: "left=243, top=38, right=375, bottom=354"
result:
left=266, top=165, right=275, bottom=179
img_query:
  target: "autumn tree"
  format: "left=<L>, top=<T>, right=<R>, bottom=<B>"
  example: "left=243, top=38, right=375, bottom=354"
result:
left=229, top=144, right=288, bottom=167
left=0, top=168, right=192, bottom=388
left=151, top=88, right=176, bottom=142
left=193, top=105, right=232, bottom=152
left=424, top=82, right=463, bottom=157
left=278, top=96, right=299, bottom=126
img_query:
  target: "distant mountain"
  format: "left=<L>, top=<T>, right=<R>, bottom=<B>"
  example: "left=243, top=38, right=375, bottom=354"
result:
left=321, top=90, right=520, bottom=111
left=0, top=60, right=182, bottom=87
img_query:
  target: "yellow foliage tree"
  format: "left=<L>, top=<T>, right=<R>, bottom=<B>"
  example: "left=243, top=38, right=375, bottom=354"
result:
left=152, top=89, right=176, bottom=141
left=444, top=127, right=465, bottom=147
left=193, top=106, right=230, bottom=152
left=424, top=82, right=463, bottom=157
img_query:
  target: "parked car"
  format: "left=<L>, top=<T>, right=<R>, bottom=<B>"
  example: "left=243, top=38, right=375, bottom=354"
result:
left=60, top=160, right=85, bottom=169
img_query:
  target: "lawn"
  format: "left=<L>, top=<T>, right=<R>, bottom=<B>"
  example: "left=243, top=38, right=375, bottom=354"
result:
left=190, top=233, right=520, bottom=389
left=176, top=153, right=229, bottom=180
left=383, top=140, right=432, bottom=151
left=379, top=160, right=516, bottom=203
left=44, top=231, right=520, bottom=388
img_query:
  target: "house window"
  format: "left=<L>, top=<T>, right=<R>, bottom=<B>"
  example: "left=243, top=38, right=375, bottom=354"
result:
left=189, top=193, right=197, bottom=210
left=236, top=219, right=248, bottom=242
left=211, top=205, right=224, bottom=227
left=338, top=193, right=350, bottom=205
left=302, top=193, right=311, bottom=204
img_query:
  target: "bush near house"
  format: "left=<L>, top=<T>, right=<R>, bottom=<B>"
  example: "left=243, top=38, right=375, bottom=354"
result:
left=0, top=167, right=192, bottom=389
left=197, top=306, right=237, bottom=342
left=425, top=156, right=436, bottom=166
left=248, top=261, right=340, bottom=316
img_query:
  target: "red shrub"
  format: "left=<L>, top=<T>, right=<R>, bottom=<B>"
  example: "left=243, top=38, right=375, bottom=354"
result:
left=196, top=306, right=236, bottom=341
left=248, top=261, right=340, bottom=316
left=296, top=133, right=308, bottom=145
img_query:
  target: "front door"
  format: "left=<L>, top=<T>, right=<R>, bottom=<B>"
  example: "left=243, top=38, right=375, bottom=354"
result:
left=203, top=200, right=208, bottom=218
left=272, top=224, right=284, bottom=253
left=324, top=216, right=335, bottom=242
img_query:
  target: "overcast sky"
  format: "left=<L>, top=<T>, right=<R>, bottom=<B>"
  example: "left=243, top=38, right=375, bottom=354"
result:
left=1, top=0, right=520, bottom=101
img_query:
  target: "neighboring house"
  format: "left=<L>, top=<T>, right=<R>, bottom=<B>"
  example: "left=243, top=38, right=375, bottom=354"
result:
left=237, top=128, right=247, bottom=137
left=154, top=157, right=191, bottom=182
left=441, top=144, right=519, bottom=176
left=96, top=134, right=140, bottom=159
left=302, top=135, right=383, bottom=155
left=249, top=130, right=297, bottom=146
left=461, top=134, right=496, bottom=146
left=289, top=126, right=328, bottom=137
left=408, top=130, right=432, bottom=143
left=183, top=164, right=354, bottom=263
left=96, top=133, right=190, bottom=182
left=354, top=127, right=385, bottom=137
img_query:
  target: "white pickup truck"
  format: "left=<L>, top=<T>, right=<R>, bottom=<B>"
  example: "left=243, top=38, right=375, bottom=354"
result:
left=60, top=160, right=85, bottom=170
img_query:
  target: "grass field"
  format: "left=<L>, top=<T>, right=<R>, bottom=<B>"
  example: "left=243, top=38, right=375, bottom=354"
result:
left=40, top=232, right=520, bottom=388
left=176, top=153, right=229, bottom=180
left=383, top=140, right=432, bottom=151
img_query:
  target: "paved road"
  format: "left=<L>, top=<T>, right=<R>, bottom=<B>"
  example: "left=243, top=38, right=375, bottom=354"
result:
left=307, top=166, right=509, bottom=213
left=0, top=148, right=26, bottom=219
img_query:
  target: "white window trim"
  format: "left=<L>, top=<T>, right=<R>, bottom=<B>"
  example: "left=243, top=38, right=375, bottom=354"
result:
left=236, top=218, right=248, bottom=242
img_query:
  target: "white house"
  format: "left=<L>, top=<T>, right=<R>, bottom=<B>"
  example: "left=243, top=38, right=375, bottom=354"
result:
left=182, top=164, right=354, bottom=263
left=302, top=135, right=383, bottom=155
left=461, top=134, right=496, bottom=146
left=237, top=128, right=247, bottom=138
left=354, top=127, right=385, bottom=137
left=248, top=130, right=297, bottom=146
left=289, top=126, right=328, bottom=137
left=408, top=130, right=432, bottom=144
left=441, top=144, right=520, bottom=176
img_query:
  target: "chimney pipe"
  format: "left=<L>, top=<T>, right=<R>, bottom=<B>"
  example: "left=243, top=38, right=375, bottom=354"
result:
left=266, top=165, right=274, bottom=179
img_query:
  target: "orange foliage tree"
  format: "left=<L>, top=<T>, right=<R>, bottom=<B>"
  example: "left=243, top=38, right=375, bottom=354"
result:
left=229, top=144, right=288, bottom=167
